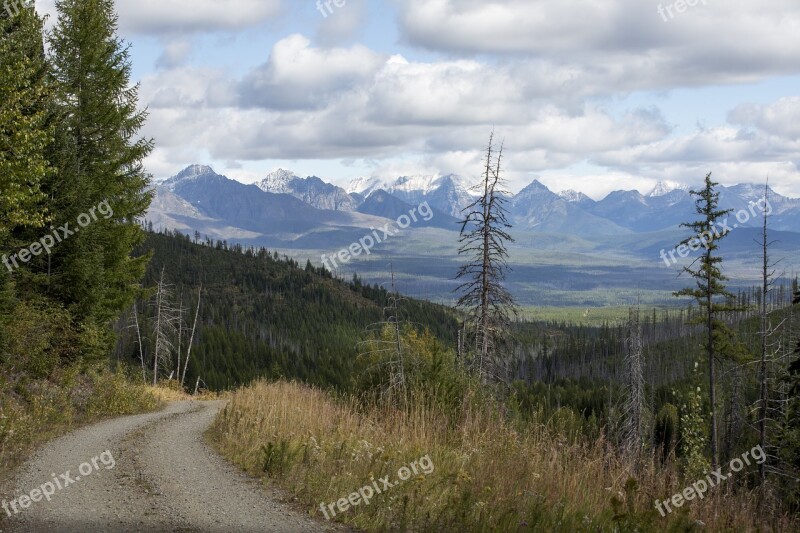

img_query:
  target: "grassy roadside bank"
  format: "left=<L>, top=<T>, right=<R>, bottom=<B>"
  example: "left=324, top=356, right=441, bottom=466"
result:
left=209, top=380, right=796, bottom=532
left=0, top=365, right=161, bottom=478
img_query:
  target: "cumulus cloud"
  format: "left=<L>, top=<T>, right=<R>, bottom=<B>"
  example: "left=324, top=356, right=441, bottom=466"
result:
left=238, top=35, right=386, bottom=110
left=116, top=0, right=282, bottom=35
left=395, top=0, right=800, bottom=91
left=729, top=97, right=800, bottom=141
left=315, top=0, right=368, bottom=46
left=132, top=5, right=800, bottom=197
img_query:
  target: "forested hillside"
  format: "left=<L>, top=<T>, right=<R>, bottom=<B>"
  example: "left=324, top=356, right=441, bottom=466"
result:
left=116, top=230, right=458, bottom=390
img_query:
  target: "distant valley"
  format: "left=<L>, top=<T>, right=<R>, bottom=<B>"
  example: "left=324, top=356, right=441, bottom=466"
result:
left=147, top=165, right=800, bottom=308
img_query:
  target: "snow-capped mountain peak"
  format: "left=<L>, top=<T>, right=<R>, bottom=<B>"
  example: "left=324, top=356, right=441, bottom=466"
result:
left=178, top=164, right=214, bottom=178
left=258, top=169, right=301, bottom=194
left=648, top=180, right=690, bottom=197
left=345, top=176, right=385, bottom=195
left=258, top=170, right=358, bottom=211
left=346, top=173, right=476, bottom=217
left=163, top=165, right=218, bottom=191
left=559, top=189, right=593, bottom=204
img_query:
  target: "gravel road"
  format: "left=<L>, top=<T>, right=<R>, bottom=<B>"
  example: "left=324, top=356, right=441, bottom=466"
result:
left=0, top=400, right=337, bottom=532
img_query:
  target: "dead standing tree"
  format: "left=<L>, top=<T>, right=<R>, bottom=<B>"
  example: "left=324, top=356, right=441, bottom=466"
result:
left=750, top=184, right=792, bottom=487
left=356, top=268, right=409, bottom=406
left=455, top=132, right=517, bottom=383
left=180, top=286, right=202, bottom=389
left=129, top=301, right=146, bottom=383
left=622, top=304, right=646, bottom=459
left=151, top=267, right=180, bottom=386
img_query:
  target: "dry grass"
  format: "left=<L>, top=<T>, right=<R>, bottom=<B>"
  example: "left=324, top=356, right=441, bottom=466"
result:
left=145, top=379, right=230, bottom=402
left=0, top=366, right=161, bottom=477
left=210, top=380, right=796, bottom=532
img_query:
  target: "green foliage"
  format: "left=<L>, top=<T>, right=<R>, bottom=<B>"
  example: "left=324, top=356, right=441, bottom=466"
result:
left=0, top=1, right=160, bottom=480
left=121, top=231, right=459, bottom=391
left=655, top=403, right=679, bottom=462
left=674, top=173, right=746, bottom=469
left=355, top=324, right=472, bottom=416
left=680, top=384, right=709, bottom=480
left=609, top=477, right=668, bottom=532
left=32, top=0, right=154, bottom=359
left=84, top=366, right=160, bottom=417
left=674, top=173, right=744, bottom=351
left=1, top=297, right=80, bottom=377
left=778, top=290, right=800, bottom=510
left=0, top=5, right=52, bottom=242
left=0, top=363, right=158, bottom=474
left=261, top=440, right=300, bottom=478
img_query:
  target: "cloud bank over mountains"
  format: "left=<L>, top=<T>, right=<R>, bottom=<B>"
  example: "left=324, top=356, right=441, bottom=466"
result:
left=35, top=0, right=800, bottom=198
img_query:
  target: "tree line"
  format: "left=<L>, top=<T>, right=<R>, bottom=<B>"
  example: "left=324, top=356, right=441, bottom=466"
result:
left=450, top=159, right=800, bottom=513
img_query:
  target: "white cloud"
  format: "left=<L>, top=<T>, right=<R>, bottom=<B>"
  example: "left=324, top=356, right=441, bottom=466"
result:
left=116, top=0, right=282, bottom=35
left=729, top=97, right=800, bottom=141
left=239, top=35, right=385, bottom=109
left=140, top=36, right=673, bottom=168
left=396, top=0, right=800, bottom=90
left=315, top=0, right=368, bottom=46
left=133, top=15, right=800, bottom=198
left=156, top=39, right=193, bottom=69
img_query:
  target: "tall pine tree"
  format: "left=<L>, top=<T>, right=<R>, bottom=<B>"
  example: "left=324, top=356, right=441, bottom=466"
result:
left=674, top=173, right=744, bottom=470
left=0, top=4, right=54, bottom=345
left=46, top=0, right=153, bottom=358
left=0, top=5, right=52, bottom=249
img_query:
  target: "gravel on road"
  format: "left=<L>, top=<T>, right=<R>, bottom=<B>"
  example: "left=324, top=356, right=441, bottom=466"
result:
left=0, top=400, right=340, bottom=533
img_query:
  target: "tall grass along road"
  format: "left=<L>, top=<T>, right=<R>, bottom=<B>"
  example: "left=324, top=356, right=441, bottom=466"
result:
left=0, top=401, right=336, bottom=532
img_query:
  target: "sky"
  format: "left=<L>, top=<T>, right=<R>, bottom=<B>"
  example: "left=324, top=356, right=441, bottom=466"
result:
left=34, top=0, right=800, bottom=199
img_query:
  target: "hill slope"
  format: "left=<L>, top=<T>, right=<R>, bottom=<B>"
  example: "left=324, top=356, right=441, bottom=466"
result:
left=125, top=231, right=458, bottom=390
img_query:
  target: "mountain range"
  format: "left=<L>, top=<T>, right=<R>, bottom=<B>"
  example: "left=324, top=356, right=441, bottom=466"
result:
left=148, top=165, right=800, bottom=245
left=145, top=165, right=800, bottom=306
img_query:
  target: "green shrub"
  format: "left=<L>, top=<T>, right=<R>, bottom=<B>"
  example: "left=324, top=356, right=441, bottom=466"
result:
left=655, top=403, right=678, bottom=463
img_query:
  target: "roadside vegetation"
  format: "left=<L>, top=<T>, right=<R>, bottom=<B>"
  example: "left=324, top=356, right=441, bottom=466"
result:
left=0, top=365, right=159, bottom=476
left=210, top=352, right=796, bottom=532
left=210, top=162, right=800, bottom=532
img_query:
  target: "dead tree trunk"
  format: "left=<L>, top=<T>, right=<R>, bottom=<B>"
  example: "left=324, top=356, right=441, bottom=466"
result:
left=181, top=286, right=202, bottom=389
left=623, top=305, right=645, bottom=458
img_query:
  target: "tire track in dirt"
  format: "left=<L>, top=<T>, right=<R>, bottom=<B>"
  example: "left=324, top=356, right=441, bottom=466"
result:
left=1, top=400, right=340, bottom=532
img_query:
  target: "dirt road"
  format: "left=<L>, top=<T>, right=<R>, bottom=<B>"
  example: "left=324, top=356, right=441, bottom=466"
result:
left=0, top=401, right=335, bottom=532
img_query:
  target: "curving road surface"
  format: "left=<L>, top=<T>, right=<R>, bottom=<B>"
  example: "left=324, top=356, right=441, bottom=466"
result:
left=0, top=401, right=338, bottom=532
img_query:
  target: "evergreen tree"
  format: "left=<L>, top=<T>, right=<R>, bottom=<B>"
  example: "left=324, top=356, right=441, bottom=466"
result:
left=780, top=289, right=800, bottom=510
left=674, top=173, right=743, bottom=470
left=0, top=4, right=54, bottom=348
left=455, top=132, right=517, bottom=383
left=0, top=5, right=52, bottom=249
left=46, top=0, right=153, bottom=357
